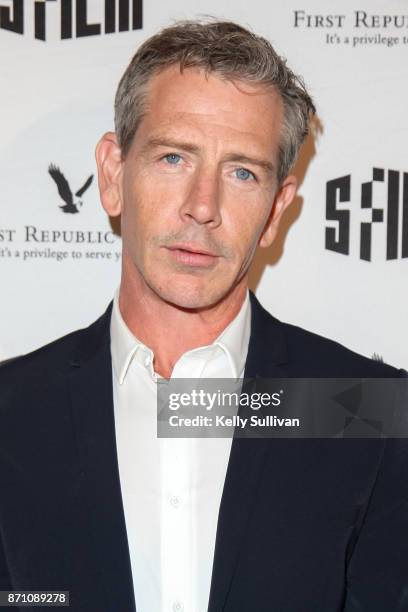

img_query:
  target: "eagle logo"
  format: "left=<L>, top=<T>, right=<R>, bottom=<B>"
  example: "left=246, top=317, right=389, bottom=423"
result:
left=48, top=164, right=94, bottom=214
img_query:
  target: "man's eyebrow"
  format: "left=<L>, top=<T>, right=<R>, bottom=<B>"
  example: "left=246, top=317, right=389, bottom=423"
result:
left=141, top=137, right=200, bottom=154
left=222, top=153, right=275, bottom=175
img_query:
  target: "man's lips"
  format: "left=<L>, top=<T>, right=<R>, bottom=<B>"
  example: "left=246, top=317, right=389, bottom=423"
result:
left=166, top=243, right=218, bottom=257
left=164, top=244, right=220, bottom=267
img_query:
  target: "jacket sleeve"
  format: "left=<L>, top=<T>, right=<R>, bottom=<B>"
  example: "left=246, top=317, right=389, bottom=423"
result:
left=0, top=530, right=12, bottom=590
left=343, top=373, right=408, bottom=611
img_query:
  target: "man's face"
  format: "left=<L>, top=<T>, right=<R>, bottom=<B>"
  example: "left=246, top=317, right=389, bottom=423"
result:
left=101, top=64, right=296, bottom=309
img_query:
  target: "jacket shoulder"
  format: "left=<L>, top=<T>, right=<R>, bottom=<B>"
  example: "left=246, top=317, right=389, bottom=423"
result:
left=280, top=319, right=405, bottom=378
left=0, top=303, right=112, bottom=386
left=1, top=328, right=83, bottom=373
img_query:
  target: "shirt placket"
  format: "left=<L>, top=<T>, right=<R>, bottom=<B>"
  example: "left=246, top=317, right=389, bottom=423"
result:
left=160, top=435, right=193, bottom=612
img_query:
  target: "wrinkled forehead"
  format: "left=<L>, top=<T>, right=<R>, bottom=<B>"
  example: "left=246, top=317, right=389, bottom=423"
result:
left=133, top=64, right=284, bottom=159
left=145, top=63, right=282, bottom=116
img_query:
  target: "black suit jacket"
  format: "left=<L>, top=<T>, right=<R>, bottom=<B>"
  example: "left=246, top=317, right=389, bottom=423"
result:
left=1, top=290, right=407, bottom=612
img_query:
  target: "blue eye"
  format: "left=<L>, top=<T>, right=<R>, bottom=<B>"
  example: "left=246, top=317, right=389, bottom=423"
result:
left=164, top=153, right=181, bottom=164
left=235, top=168, right=255, bottom=181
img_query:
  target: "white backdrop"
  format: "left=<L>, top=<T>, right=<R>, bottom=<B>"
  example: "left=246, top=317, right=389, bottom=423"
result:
left=1, top=0, right=407, bottom=368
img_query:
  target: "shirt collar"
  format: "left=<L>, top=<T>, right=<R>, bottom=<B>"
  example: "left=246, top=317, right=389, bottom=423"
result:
left=110, top=287, right=251, bottom=384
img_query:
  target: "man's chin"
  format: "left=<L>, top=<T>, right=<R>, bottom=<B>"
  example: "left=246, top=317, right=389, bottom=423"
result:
left=152, top=282, right=229, bottom=312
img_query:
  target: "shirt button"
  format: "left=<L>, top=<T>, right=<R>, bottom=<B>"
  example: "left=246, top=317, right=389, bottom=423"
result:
left=170, top=495, right=181, bottom=508
left=172, top=601, right=184, bottom=612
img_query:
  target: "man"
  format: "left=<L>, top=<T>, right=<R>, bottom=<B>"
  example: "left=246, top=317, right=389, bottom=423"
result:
left=0, top=18, right=407, bottom=612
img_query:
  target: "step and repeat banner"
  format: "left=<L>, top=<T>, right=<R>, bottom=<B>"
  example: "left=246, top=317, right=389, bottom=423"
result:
left=0, top=0, right=407, bottom=367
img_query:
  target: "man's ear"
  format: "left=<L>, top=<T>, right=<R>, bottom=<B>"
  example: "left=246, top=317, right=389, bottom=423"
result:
left=95, top=131, right=124, bottom=217
left=258, top=175, right=297, bottom=248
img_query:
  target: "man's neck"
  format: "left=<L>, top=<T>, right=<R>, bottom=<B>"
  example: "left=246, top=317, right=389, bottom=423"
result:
left=118, top=274, right=248, bottom=379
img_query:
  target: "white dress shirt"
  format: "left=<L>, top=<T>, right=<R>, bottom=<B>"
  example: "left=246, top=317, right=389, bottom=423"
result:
left=110, top=289, right=251, bottom=612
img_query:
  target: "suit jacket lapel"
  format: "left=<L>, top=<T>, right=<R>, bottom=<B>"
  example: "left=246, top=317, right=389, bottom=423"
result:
left=67, top=303, right=137, bottom=612
left=207, top=290, right=289, bottom=612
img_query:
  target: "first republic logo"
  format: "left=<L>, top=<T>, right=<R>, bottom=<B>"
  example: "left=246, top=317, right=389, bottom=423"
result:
left=325, top=167, right=408, bottom=261
left=0, top=0, right=142, bottom=41
left=48, top=164, right=93, bottom=213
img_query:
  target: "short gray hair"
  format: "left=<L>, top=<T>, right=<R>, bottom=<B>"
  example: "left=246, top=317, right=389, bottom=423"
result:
left=114, top=18, right=316, bottom=184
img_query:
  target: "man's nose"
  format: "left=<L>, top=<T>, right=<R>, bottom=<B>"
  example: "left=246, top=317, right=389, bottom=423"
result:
left=179, top=166, right=222, bottom=227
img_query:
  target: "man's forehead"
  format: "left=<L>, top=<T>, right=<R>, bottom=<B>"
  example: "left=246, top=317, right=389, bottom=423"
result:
left=136, top=65, right=283, bottom=145
left=145, top=63, right=283, bottom=113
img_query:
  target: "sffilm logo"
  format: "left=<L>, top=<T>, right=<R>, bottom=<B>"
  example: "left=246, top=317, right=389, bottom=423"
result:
left=325, top=168, right=408, bottom=261
left=0, top=0, right=142, bottom=40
